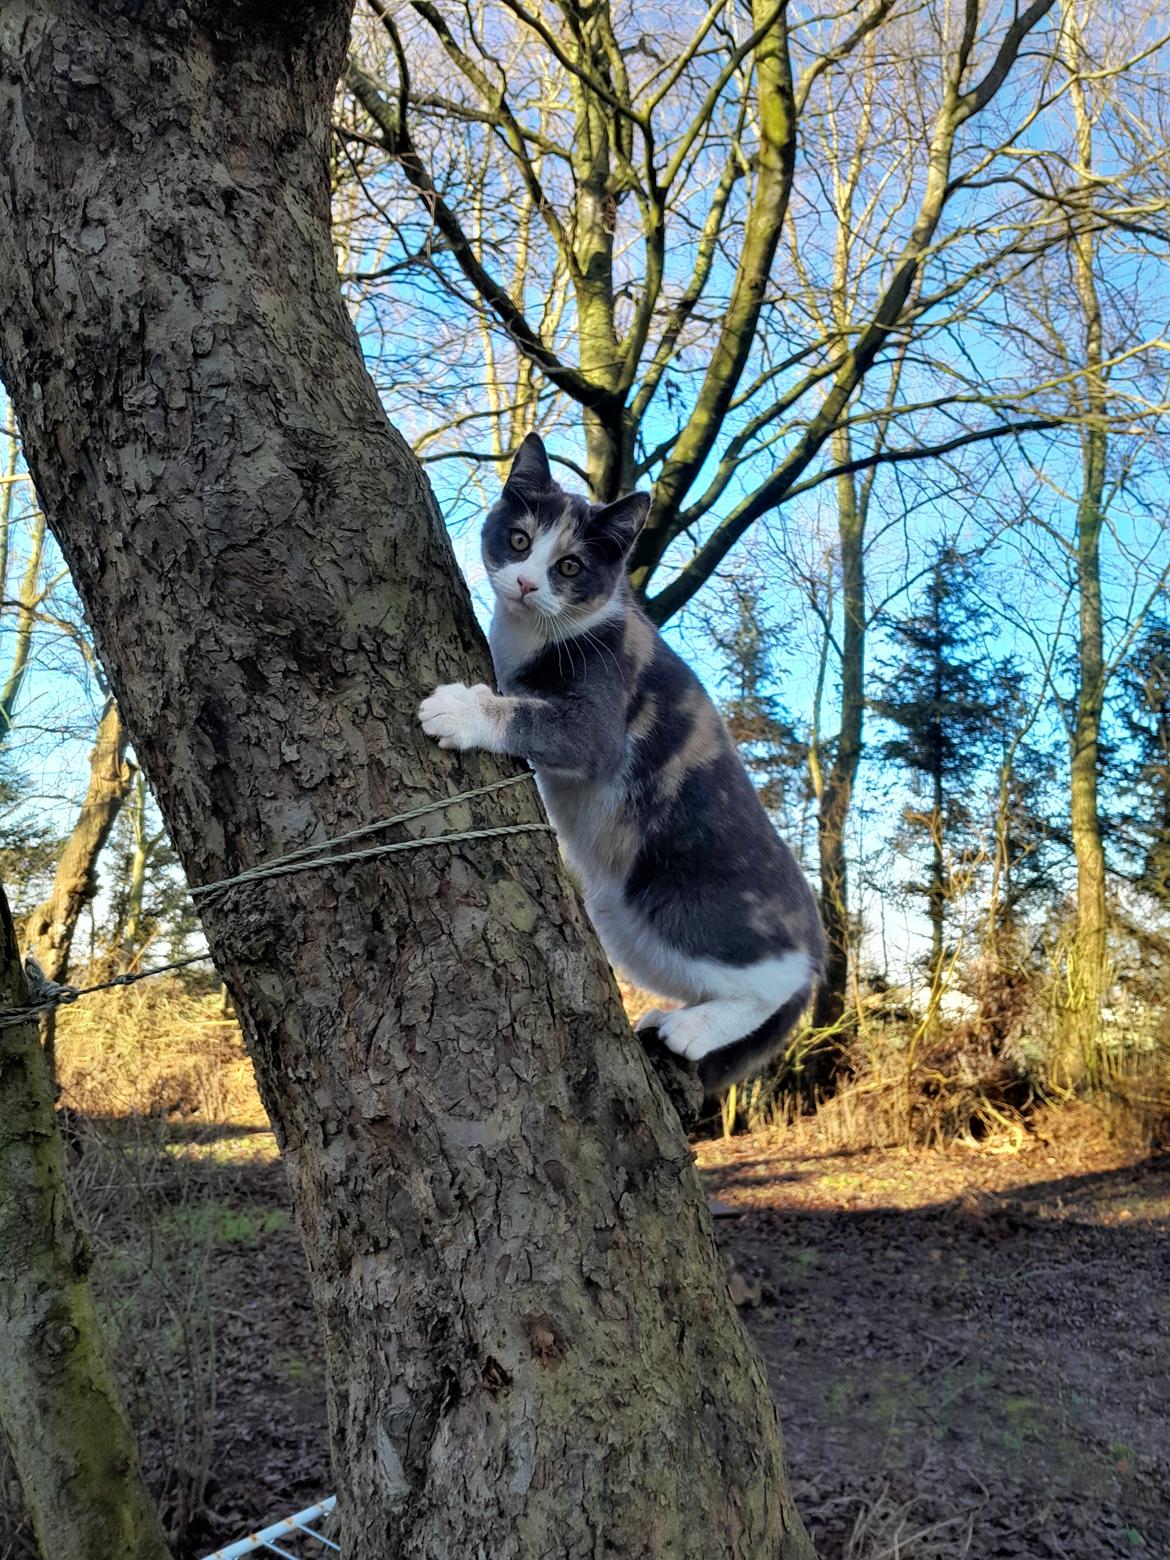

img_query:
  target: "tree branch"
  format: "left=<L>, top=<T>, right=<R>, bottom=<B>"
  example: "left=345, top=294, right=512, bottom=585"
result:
left=645, top=419, right=1057, bottom=624
left=344, top=59, right=613, bottom=411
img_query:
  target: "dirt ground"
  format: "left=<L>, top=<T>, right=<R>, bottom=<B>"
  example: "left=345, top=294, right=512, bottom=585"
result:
left=6, top=1119, right=1164, bottom=1559
left=148, top=1127, right=1165, bottom=1560
left=697, top=1135, right=1170, bottom=1560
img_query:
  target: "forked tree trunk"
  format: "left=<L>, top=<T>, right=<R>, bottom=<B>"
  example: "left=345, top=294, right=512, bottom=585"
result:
left=0, top=876, right=172, bottom=1560
left=0, top=6, right=813, bottom=1557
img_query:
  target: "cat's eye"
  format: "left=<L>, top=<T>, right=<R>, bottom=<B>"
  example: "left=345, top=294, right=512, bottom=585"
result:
left=557, top=556, right=581, bottom=577
left=509, top=529, right=531, bottom=552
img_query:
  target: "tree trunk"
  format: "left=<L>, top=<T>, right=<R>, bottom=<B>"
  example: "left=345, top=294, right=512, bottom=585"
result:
left=1068, top=453, right=1107, bottom=1083
left=1063, top=0, right=1108, bottom=1088
left=0, top=7, right=813, bottom=1558
left=26, top=697, right=133, bottom=1082
left=812, top=441, right=865, bottom=1046
left=28, top=698, right=133, bottom=985
left=927, top=576, right=946, bottom=996
left=0, top=506, right=45, bottom=748
left=0, top=875, right=172, bottom=1560
left=113, top=773, right=151, bottom=970
left=0, top=423, right=23, bottom=672
left=928, top=794, right=945, bottom=989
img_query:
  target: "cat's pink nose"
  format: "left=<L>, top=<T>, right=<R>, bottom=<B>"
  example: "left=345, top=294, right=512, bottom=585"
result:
left=517, top=576, right=538, bottom=597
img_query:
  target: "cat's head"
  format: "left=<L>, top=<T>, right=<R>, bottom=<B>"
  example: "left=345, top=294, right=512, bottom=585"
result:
left=481, top=434, right=649, bottom=625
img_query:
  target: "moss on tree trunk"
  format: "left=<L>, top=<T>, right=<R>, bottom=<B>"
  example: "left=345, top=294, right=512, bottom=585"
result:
left=0, top=878, right=171, bottom=1560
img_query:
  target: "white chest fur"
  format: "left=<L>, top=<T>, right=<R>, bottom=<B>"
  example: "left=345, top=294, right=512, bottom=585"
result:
left=488, top=603, right=547, bottom=689
left=487, top=597, right=623, bottom=690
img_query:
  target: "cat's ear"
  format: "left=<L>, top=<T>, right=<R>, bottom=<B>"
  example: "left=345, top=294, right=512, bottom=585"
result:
left=588, top=491, right=650, bottom=560
left=503, top=433, right=552, bottom=500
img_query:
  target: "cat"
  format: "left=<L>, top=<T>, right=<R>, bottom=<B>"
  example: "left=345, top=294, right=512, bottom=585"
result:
left=419, top=433, right=824, bottom=1093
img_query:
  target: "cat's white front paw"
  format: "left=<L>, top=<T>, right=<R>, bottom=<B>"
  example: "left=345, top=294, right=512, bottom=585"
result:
left=657, top=1006, right=721, bottom=1062
left=418, top=682, right=494, bottom=751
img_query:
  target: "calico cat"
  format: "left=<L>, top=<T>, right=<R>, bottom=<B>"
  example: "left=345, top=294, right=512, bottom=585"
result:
left=419, top=433, right=824, bottom=1093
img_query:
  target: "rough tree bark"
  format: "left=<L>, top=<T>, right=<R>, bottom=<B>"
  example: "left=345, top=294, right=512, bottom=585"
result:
left=0, top=5, right=814, bottom=1558
left=0, top=876, right=172, bottom=1560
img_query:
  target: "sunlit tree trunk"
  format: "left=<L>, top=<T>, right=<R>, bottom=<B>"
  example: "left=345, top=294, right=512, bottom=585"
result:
left=26, top=698, right=133, bottom=1081
left=27, top=699, right=132, bottom=986
left=0, top=875, right=171, bottom=1560
left=0, top=6, right=813, bottom=1556
left=0, top=506, right=45, bottom=748
left=0, top=424, right=21, bottom=630
left=1067, top=447, right=1107, bottom=1082
left=115, top=774, right=152, bottom=969
left=1062, top=0, right=1109, bottom=1086
left=813, top=429, right=865, bottom=1042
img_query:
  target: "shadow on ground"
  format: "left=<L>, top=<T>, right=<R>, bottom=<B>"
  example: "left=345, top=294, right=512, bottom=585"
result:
left=4, top=1111, right=1163, bottom=1560
left=700, top=1145, right=1169, bottom=1559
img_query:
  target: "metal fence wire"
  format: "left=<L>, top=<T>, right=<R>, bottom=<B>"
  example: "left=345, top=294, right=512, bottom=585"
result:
left=200, top=1496, right=338, bottom=1559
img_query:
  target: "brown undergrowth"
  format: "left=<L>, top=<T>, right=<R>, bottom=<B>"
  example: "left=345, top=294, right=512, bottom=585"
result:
left=53, top=975, right=262, bottom=1126
left=702, top=1002, right=1170, bottom=1158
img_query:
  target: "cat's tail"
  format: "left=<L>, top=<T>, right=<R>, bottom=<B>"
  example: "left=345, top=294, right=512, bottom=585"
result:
left=696, top=984, right=817, bottom=1097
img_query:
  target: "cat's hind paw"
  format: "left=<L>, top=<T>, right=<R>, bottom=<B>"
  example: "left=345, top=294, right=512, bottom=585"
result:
left=657, top=1005, right=722, bottom=1062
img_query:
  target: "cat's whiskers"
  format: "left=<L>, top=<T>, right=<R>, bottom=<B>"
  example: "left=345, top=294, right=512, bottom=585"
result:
left=555, top=615, right=591, bottom=683
left=532, top=602, right=574, bottom=679
left=572, top=621, right=624, bottom=682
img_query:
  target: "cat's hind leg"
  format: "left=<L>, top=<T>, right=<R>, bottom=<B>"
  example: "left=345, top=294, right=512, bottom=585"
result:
left=656, top=995, right=775, bottom=1062
left=655, top=952, right=813, bottom=1063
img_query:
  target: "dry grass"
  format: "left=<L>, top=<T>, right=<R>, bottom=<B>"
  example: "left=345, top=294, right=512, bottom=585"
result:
left=0, top=979, right=275, bottom=1554
left=0, top=1103, right=262, bottom=1558
left=53, top=972, right=1170, bottom=1166
left=619, top=970, right=1170, bottom=1156
left=836, top=1486, right=976, bottom=1559
left=54, top=975, right=265, bottom=1128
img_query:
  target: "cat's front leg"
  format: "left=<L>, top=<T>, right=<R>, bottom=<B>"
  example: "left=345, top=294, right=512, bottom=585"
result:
left=418, top=682, right=506, bottom=753
left=421, top=681, right=621, bottom=778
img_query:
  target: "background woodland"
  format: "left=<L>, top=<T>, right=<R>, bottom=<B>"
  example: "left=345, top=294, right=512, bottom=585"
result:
left=1, top=1, right=1169, bottom=1553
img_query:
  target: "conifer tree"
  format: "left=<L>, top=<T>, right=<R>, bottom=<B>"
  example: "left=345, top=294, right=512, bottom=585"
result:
left=710, top=578, right=810, bottom=853
left=873, top=547, right=999, bottom=984
left=1117, top=616, right=1170, bottom=906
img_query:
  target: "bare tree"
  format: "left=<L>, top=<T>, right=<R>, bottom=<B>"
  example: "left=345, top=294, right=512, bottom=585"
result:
left=998, top=0, right=1170, bottom=1080
left=0, top=5, right=812, bottom=1557
left=337, top=0, right=1133, bottom=1049
left=338, top=0, right=1075, bottom=629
